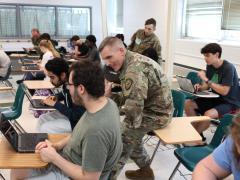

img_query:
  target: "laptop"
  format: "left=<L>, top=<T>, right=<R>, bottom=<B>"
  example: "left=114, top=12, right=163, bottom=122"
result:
left=176, top=75, right=211, bottom=96
left=0, top=113, right=48, bottom=152
left=23, top=86, right=56, bottom=110
left=23, top=47, right=38, bottom=55
left=21, top=58, right=35, bottom=64
left=23, top=65, right=40, bottom=71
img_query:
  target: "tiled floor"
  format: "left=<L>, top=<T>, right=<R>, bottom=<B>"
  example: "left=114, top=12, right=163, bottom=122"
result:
left=0, top=72, right=233, bottom=180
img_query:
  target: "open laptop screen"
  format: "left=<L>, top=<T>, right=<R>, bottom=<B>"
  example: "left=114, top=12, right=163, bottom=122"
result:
left=0, top=114, right=18, bottom=150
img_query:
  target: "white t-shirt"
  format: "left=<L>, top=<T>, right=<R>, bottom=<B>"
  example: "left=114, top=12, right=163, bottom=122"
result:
left=41, top=51, right=54, bottom=68
left=0, top=50, right=11, bottom=77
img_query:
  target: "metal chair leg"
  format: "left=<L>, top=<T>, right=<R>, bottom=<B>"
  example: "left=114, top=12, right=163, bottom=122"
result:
left=149, top=139, right=161, bottom=164
left=0, top=173, right=5, bottom=180
left=169, top=161, right=181, bottom=180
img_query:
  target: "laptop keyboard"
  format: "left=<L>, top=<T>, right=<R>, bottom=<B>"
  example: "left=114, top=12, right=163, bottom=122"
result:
left=19, top=133, right=47, bottom=152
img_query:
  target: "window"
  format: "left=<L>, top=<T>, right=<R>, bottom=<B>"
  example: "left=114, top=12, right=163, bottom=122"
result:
left=183, top=0, right=240, bottom=41
left=0, top=5, right=16, bottom=37
left=0, top=4, right=91, bottom=39
left=184, top=0, right=223, bottom=39
left=20, top=6, right=55, bottom=37
left=57, top=7, right=90, bottom=38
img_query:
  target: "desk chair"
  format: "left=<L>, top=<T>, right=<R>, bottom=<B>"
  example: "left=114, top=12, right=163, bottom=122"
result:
left=169, top=114, right=233, bottom=180
left=0, top=63, right=12, bottom=87
left=147, top=89, right=186, bottom=164
left=0, top=84, right=25, bottom=120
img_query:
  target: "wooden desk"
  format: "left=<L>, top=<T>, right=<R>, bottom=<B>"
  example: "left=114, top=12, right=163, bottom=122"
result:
left=10, top=54, right=27, bottom=58
left=0, top=87, right=13, bottom=91
left=67, top=59, right=78, bottom=63
left=21, top=67, right=42, bottom=72
left=23, top=80, right=55, bottom=89
left=154, top=116, right=211, bottom=144
left=0, top=134, right=67, bottom=169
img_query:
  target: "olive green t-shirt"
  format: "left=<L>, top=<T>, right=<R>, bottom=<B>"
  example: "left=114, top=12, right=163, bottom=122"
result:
left=62, top=98, right=122, bottom=180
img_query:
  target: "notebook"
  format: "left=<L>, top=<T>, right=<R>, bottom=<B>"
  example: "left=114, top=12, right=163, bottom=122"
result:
left=176, top=75, right=219, bottom=98
left=0, top=113, right=47, bottom=153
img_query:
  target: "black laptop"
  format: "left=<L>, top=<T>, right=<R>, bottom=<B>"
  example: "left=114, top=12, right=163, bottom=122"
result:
left=23, top=86, right=56, bottom=110
left=0, top=113, right=47, bottom=153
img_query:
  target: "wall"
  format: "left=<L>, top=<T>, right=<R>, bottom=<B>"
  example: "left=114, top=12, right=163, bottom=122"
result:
left=0, top=0, right=102, bottom=51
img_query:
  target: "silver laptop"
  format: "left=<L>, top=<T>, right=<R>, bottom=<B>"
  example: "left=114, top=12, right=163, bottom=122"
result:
left=0, top=113, right=47, bottom=152
left=176, top=75, right=210, bottom=96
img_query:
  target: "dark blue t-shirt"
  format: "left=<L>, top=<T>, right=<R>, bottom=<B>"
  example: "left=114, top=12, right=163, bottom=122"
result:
left=206, top=60, right=240, bottom=107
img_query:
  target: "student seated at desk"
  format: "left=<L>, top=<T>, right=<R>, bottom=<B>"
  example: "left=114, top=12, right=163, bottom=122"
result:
left=11, top=60, right=123, bottom=180
left=37, top=58, right=85, bottom=133
left=0, top=49, right=10, bottom=78
left=17, top=40, right=61, bottom=84
left=193, top=114, right=240, bottom=180
left=185, top=43, right=240, bottom=141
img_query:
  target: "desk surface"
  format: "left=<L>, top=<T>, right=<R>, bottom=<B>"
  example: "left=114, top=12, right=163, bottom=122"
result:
left=21, top=67, right=42, bottom=72
left=10, top=53, right=27, bottom=58
left=0, top=86, right=13, bottom=91
left=154, top=116, right=211, bottom=144
left=0, top=134, right=67, bottom=169
left=23, top=80, right=55, bottom=89
left=177, top=88, right=219, bottom=98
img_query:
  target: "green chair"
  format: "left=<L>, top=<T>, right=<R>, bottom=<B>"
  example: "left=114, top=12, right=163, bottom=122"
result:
left=148, top=89, right=186, bottom=164
left=1, top=84, right=25, bottom=120
left=169, top=114, right=234, bottom=179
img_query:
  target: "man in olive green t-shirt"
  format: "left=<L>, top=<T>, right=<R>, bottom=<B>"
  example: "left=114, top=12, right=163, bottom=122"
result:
left=11, top=60, right=122, bottom=180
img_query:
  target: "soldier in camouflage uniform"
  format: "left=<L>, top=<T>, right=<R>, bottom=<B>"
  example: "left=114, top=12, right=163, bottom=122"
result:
left=128, top=18, right=162, bottom=65
left=99, top=37, right=173, bottom=180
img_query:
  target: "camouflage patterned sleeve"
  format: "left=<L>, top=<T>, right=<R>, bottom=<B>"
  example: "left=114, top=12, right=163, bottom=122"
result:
left=111, top=92, right=125, bottom=107
left=128, top=31, right=137, bottom=51
left=153, top=40, right=162, bottom=64
left=121, top=69, right=148, bottom=129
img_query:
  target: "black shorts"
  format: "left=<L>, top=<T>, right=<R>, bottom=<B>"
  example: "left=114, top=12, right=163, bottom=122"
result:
left=194, top=97, right=236, bottom=116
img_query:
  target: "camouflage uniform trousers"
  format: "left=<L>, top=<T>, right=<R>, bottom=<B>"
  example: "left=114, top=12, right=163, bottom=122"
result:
left=109, top=118, right=170, bottom=180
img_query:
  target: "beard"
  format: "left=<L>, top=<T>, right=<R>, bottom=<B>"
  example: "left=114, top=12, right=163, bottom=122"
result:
left=72, top=87, right=84, bottom=106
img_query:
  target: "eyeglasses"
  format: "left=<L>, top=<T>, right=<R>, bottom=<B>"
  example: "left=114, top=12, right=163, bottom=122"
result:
left=66, top=82, right=76, bottom=89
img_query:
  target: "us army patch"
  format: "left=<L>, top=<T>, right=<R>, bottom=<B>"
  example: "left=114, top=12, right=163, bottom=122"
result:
left=125, top=78, right=133, bottom=90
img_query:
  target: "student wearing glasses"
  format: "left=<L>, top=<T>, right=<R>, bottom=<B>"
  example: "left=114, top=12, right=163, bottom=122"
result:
left=36, top=58, right=85, bottom=133
left=11, top=60, right=122, bottom=180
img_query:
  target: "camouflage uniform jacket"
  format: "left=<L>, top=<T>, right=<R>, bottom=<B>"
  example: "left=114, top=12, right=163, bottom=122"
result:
left=128, top=29, right=162, bottom=64
left=112, top=51, right=173, bottom=129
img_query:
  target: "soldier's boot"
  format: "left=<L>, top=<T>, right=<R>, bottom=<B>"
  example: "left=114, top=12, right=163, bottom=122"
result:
left=125, top=165, right=154, bottom=180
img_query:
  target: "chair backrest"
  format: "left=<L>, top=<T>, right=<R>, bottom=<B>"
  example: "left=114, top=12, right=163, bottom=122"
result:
left=186, top=71, right=202, bottom=85
left=171, top=89, right=185, bottom=117
left=210, top=114, right=234, bottom=148
left=11, top=84, right=25, bottom=114
left=0, top=63, right=11, bottom=81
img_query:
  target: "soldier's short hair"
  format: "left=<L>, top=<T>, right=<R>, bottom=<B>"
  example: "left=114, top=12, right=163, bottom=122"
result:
left=201, top=43, right=222, bottom=58
left=99, top=36, right=124, bottom=52
left=31, top=28, right=40, bottom=34
left=145, top=18, right=156, bottom=27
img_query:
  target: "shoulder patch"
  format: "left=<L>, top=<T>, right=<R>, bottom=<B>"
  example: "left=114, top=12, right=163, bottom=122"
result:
left=125, top=78, right=133, bottom=90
